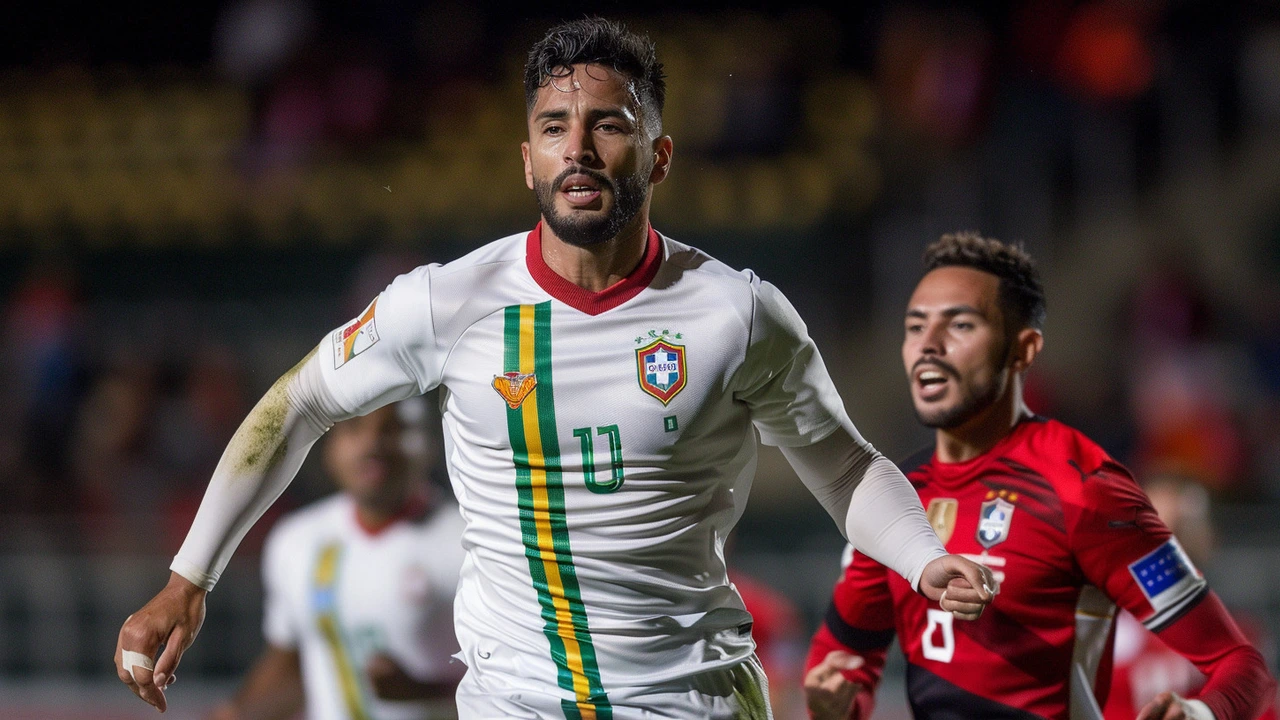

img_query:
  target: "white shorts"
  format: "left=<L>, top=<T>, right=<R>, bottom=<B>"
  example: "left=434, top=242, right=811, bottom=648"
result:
left=454, top=653, right=772, bottom=720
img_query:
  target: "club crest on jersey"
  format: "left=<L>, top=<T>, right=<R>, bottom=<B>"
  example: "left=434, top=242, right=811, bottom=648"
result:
left=926, top=498, right=959, bottom=545
left=635, top=338, right=687, bottom=405
left=493, top=371, right=537, bottom=410
left=332, top=299, right=380, bottom=369
left=976, top=496, right=1015, bottom=548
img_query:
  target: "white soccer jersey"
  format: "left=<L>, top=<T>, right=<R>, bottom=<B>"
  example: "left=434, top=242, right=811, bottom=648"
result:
left=315, top=225, right=850, bottom=717
left=262, top=494, right=466, bottom=720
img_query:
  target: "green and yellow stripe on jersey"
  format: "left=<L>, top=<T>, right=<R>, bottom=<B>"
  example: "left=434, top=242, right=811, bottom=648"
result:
left=502, top=302, right=612, bottom=720
left=313, top=542, right=371, bottom=720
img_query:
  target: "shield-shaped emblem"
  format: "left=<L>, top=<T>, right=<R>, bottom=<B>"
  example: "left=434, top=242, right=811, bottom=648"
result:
left=926, top=498, right=959, bottom=545
left=635, top=339, right=687, bottom=405
left=492, top=371, right=537, bottom=409
left=976, top=497, right=1015, bottom=548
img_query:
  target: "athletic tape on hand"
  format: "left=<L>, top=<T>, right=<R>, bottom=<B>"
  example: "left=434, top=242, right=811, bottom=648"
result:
left=122, top=650, right=155, bottom=682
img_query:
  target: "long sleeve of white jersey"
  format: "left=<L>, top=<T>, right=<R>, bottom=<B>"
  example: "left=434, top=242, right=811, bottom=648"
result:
left=171, top=269, right=439, bottom=590
left=730, top=277, right=944, bottom=591
left=781, top=428, right=946, bottom=591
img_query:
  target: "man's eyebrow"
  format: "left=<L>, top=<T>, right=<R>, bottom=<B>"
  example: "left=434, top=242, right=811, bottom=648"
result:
left=905, top=305, right=987, bottom=319
left=584, top=108, right=634, bottom=124
left=941, top=305, right=984, bottom=317
left=533, top=109, right=569, bottom=123
left=532, top=107, right=636, bottom=125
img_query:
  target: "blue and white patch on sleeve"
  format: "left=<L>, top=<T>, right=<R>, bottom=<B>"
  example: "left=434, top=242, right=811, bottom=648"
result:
left=1128, top=537, right=1206, bottom=631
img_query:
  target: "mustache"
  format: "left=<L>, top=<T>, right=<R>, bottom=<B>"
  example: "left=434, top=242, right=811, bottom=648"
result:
left=912, top=357, right=959, bottom=379
left=554, top=165, right=614, bottom=192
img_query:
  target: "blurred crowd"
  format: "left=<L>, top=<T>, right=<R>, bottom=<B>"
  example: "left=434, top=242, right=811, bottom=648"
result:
left=0, top=3, right=1279, bottom=690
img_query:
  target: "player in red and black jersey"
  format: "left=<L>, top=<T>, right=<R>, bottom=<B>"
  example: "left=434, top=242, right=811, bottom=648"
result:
left=804, top=234, right=1275, bottom=720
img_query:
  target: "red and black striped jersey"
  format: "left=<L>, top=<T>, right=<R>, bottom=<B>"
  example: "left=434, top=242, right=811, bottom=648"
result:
left=807, top=416, right=1275, bottom=720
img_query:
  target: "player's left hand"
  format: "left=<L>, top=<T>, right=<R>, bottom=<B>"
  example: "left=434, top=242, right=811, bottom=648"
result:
left=1136, top=691, right=1215, bottom=720
left=918, top=554, right=998, bottom=620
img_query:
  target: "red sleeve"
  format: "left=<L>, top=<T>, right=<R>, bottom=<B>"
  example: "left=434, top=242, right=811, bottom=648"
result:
left=805, top=547, right=895, bottom=719
left=1154, top=591, right=1278, bottom=720
left=1065, top=461, right=1205, bottom=630
left=1066, top=462, right=1278, bottom=718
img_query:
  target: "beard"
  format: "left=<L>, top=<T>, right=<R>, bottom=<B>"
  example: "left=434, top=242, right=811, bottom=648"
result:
left=914, top=368, right=1007, bottom=429
left=912, top=334, right=1013, bottom=429
left=534, top=165, right=648, bottom=247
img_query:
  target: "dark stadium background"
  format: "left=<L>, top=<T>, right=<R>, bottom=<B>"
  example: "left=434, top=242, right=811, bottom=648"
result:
left=2, top=2, right=1279, bottom=718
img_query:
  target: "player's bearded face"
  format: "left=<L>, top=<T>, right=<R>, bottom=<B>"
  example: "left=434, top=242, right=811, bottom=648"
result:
left=903, top=267, right=1014, bottom=430
left=534, top=164, right=648, bottom=247
left=524, top=63, right=655, bottom=247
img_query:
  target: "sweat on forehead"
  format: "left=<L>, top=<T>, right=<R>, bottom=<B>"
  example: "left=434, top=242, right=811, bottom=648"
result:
left=528, top=64, right=658, bottom=134
left=522, top=17, right=666, bottom=128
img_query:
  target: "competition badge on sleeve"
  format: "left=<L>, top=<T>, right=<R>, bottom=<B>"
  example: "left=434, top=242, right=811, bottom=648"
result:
left=1127, top=538, right=1204, bottom=622
left=332, top=298, right=380, bottom=369
left=635, top=336, right=687, bottom=405
left=976, top=493, right=1015, bottom=548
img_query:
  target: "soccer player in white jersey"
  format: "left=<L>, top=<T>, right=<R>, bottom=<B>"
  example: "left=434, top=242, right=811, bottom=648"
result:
left=116, top=17, right=998, bottom=719
left=207, top=400, right=465, bottom=720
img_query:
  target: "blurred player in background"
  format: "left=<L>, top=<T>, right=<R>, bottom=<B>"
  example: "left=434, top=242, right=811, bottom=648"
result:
left=207, top=400, right=464, bottom=720
left=115, top=18, right=996, bottom=719
left=1104, top=473, right=1278, bottom=720
left=731, top=568, right=807, bottom=719
left=804, top=234, right=1276, bottom=720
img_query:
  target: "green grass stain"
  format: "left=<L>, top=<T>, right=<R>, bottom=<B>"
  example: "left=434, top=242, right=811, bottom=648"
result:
left=231, top=347, right=316, bottom=474
left=730, top=660, right=771, bottom=720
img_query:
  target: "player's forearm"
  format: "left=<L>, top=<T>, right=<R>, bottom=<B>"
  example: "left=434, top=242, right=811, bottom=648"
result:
left=172, top=349, right=339, bottom=590
left=782, top=427, right=945, bottom=590
left=1158, top=592, right=1278, bottom=720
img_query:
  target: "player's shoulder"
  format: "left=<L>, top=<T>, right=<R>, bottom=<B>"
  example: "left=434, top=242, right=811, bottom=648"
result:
left=1018, top=416, right=1122, bottom=474
left=1014, top=417, right=1140, bottom=504
left=382, top=232, right=528, bottom=343
left=390, top=232, right=525, bottom=295
left=431, top=231, right=526, bottom=278
left=657, top=233, right=771, bottom=299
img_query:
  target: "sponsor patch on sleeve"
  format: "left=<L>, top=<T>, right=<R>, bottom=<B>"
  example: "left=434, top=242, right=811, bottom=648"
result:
left=332, top=298, right=380, bottom=369
left=1127, top=538, right=1205, bottom=624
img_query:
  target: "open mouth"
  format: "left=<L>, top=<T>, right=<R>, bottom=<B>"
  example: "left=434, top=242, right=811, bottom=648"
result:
left=914, top=367, right=952, bottom=401
left=559, top=173, right=604, bottom=207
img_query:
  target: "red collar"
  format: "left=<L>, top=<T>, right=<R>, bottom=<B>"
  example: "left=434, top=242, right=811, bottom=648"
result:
left=353, top=496, right=428, bottom=537
left=525, top=222, right=663, bottom=315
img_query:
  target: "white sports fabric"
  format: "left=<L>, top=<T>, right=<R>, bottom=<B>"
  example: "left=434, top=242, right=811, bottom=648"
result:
left=262, top=494, right=466, bottom=720
left=172, top=225, right=945, bottom=717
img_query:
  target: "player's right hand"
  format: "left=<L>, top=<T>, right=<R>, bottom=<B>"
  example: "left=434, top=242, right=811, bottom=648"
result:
left=804, top=650, right=865, bottom=720
left=919, top=553, right=998, bottom=620
left=115, top=572, right=208, bottom=713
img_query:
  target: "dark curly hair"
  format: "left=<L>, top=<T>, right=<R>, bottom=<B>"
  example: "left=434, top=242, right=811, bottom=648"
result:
left=923, top=232, right=1046, bottom=331
left=524, top=17, right=666, bottom=136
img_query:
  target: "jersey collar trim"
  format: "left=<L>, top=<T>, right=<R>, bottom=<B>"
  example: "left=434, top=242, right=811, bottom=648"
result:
left=352, top=495, right=429, bottom=537
left=525, top=221, right=663, bottom=315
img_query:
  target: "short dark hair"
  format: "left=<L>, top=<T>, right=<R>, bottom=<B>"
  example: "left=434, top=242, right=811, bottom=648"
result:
left=923, top=232, right=1047, bottom=331
left=524, top=17, right=666, bottom=135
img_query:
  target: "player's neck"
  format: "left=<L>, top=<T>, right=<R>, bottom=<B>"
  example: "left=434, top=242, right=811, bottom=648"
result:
left=935, top=392, right=1032, bottom=464
left=539, top=211, right=651, bottom=292
left=353, top=493, right=418, bottom=535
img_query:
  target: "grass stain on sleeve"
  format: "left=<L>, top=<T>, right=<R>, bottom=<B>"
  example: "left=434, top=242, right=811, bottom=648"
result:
left=230, top=347, right=316, bottom=475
